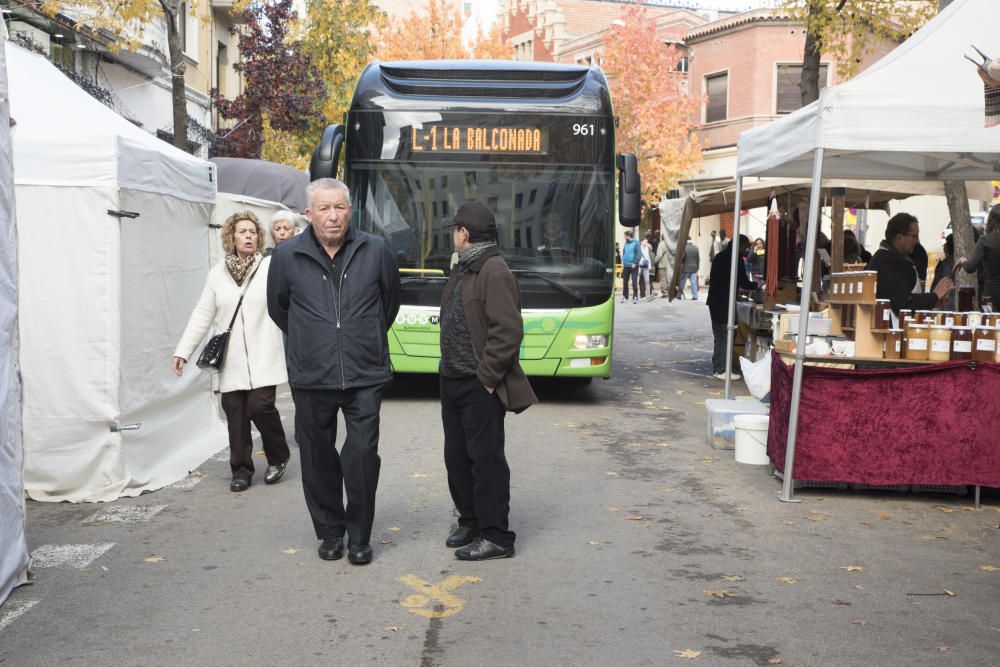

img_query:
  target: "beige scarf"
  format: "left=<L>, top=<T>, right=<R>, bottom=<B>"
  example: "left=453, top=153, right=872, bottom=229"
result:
left=225, top=253, right=259, bottom=286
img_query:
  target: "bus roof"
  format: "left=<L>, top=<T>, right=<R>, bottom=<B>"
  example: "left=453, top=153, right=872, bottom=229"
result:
left=350, top=60, right=613, bottom=114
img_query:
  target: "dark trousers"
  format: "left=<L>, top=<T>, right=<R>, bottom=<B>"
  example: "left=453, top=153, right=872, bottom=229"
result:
left=220, top=386, right=289, bottom=482
left=291, top=385, right=382, bottom=546
left=711, top=320, right=728, bottom=374
left=621, top=265, right=638, bottom=300
left=440, top=376, right=515, bottom=547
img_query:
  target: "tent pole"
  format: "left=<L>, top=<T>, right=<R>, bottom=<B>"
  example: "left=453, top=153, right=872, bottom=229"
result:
left=779, top=147, right=825, bottom=503
left=724, top=177, right=744, bottom=400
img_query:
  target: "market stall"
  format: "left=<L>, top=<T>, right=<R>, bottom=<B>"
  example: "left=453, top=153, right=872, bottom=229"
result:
left=728, top=0, right=1000, bottom=500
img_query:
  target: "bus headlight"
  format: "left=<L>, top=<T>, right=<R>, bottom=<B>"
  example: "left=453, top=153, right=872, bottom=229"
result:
left=573, top=334, right=607, bottom=350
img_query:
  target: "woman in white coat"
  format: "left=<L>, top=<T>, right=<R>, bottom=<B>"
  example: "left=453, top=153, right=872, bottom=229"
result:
left=172, top=211, right=290, bottom=492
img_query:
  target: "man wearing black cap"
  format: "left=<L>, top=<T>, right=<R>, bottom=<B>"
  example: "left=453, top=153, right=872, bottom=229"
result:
left=438, top=201, right=537, bottom=560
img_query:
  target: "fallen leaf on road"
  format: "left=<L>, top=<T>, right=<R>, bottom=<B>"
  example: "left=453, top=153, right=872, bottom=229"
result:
left=767, top=659, right=782, bottom=665
left=832, top=599, right=852, bottom=606
left=852, top=619, right=868, bottom=625
left=919, top=534, right=947, bottom=541
left=878, top=513, right=894, bottom=520
left=778, top=577, right=798, bottom=584
left=839, top=566, right=865, bottom=572
left=936, top=506, right=956, bottom=513
left=388, top=526, right=401, bottom=532
left=709, top=391, right=722, bottom=397
left=699, top=458, right=715, bottom=464
left=608, top=507, right=622, bottom=512
left=944, top=589, right=957, bottom=597
left=381, top=538, right=392, bottom=545
left=79, top=568, right=91, bottom=572
left=701, top=513, right=714, bottom=518
left=280, top=548, right=298, bottom=555
left=255, top=451, right=265, bottom=456
left=587, top=540, right=600, bottom=545
left=384, top=625, right=401, bottom=632
left=807, top=513, right=827, bottom=521
left=674, top=649, right=701, bottom=659
left=694, top=401, right=705, bottom=406
left=626, top=515, right=645, bottom=521
left=659, top=487, right=676, bottom=493
left=979, top=565, right=1000, bottom=572
left=703, top=589, right=732, bottom=598
left=855, top=585, right=865, bottom=590
left=411, top=473, right=428, bottom=479
left=782, top=520, right=797, bottom=525
left=960, top=507, right=976, bottom=512
left=190, top=471, right=205, bottom=477
left=143, top=556, right=166, bottom=564
left=657, top=443, right=672, bottom=448
left=675, top=390, right=686, bottom=396
left=938, top=646, right=950, bottom=652
left=722, top=575, right=745, bottom=582
left=607, top=471, right=620, bottom=477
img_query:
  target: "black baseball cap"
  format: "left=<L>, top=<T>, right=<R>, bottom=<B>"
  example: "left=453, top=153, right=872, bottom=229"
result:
left=444, top=201, right=497, bottom=233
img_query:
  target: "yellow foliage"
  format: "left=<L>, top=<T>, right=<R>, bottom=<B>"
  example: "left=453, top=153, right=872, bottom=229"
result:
left=261, top=114, right=311, bottom=171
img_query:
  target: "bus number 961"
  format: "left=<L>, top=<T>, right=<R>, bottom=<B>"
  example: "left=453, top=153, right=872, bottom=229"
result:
left=572, top=123, right=595, bottom=136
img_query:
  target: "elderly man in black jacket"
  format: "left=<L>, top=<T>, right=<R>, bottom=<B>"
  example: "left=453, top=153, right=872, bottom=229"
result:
left=267, top=178, right=401, bottom=565
left=866, top=213, right=952, bottom=315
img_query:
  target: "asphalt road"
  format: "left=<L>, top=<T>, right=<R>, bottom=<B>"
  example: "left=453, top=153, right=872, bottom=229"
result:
left=2, top=296, right=999, bottom=666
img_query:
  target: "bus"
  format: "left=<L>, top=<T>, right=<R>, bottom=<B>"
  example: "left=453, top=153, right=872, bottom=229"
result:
left=309, top=60, right=640, bottom=379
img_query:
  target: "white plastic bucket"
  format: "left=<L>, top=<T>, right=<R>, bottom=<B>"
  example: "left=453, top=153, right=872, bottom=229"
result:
left=734, top=413, right=770, bottom=465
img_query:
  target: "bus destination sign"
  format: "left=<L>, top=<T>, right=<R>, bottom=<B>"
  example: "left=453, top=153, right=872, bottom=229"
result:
left=410, top=125, right=549, bottom=155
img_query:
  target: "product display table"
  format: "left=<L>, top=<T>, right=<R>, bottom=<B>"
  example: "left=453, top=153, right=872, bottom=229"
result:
left=767, top=351, right=1000, bottom=488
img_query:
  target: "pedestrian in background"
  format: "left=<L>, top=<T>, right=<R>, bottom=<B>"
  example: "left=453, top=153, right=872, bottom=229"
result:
left=620, top=230, right=640, bottom=304
left=679, top=238, right=701, bottom=300
left=173, top=211, right=290, bottom=492
left=706, top=234, right=757, bottom=380
left=264, top=210, right=298, bottom=256
left=267, top=178, right=401, bottom=565
left=639, top=234, right=653, bottom=300
left=708, top=230, right=719, bottom=263
left=438, top=202, right=537, bottom=561
left=957, top=203, right=1000, bottom=305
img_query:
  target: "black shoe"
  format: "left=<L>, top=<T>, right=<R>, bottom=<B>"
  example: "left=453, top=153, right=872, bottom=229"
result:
left=264, top=461, right=287, bottom=485
left=347, top=543, right=373, bottom=565
left=446, top=525, right=480, bottom=548
left=318, top=537, right=344, bottom=561
left=455, top=537, right=514, bottom=561
left=229, top=478, right=250, bottom=492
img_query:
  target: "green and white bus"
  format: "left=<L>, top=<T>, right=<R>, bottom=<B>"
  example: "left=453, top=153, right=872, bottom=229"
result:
left=310, top=60, right=640, bottom=379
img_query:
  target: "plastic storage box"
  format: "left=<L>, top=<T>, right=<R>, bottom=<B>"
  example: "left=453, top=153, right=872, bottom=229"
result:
left=705, top=398, right=769, bottom=450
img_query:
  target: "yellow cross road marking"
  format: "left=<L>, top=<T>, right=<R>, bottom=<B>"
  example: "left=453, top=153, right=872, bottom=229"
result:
left=398, top=574, right=482, bottom=618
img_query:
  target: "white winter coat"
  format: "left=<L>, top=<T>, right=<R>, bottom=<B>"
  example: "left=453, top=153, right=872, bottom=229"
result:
left=174, top=256, right=287, bottom=393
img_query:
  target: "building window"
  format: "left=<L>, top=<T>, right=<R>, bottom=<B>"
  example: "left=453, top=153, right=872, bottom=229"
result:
left=705, top=72, right=728, bottom=123
left=776, top=63, right=829, bottom=114
left=672, top=56, right=689, bottom=73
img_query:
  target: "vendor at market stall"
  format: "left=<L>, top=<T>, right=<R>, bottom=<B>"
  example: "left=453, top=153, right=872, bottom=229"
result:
left=865, top=213, right=954, bottom=314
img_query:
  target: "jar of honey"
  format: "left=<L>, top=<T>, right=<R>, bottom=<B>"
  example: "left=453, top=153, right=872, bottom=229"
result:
left=951, top=327, right=973, bottom=361
left=967, top=312, right=983, bottom=329
left=973, top=327, right=996, bottom=362
left=899, top=309, right=913, bottom=322
left=905, top=324, right=930, bottom=361
left=958, top=287, right=976, bottom=311
left=872, top=299, right=892, bottom=332
left=928, top=325, right=952, bottom=361
left=884, top=329, right=903, bottom=360
left=951, top=312, right=967, bottom=327
left=859, top=271, right=878, bottom=302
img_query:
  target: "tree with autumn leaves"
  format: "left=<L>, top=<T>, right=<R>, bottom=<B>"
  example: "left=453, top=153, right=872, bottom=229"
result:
left=377, top=0, right=507, bottom=61
left=600, top=4, right=702, bottom=197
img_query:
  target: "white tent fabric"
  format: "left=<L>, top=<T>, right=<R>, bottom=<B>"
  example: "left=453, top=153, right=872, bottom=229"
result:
left=7, top=42, right=225, bottom=502
left=738, top=0, right=1000, bottom=182
left=730, top=0, right=1000, bottom=500
left=0, top=25, right=29, bottom=606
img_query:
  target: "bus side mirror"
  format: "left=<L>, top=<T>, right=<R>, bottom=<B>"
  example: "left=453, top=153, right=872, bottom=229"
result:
left=617, top=152, right=641, bottom=227
left=310, top=124, right=345, bottom=181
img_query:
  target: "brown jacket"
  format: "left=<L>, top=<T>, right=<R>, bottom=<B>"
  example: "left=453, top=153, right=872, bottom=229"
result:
left=440, top=247, right=538, bottom=413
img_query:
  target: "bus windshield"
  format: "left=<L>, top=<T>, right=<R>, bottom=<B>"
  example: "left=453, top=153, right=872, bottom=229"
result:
left=350, top=163, right=613, bottom=309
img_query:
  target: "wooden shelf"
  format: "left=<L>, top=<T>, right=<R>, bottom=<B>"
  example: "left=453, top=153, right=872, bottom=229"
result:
left=826, top=297, right=877, bottom=306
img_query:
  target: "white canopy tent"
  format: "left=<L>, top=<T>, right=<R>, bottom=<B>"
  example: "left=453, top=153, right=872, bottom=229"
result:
left=8, top=43, right=225, bottom=502
left=0, top=26, right=29, bottom=607
left=728, top=0, right=1000, bottom=500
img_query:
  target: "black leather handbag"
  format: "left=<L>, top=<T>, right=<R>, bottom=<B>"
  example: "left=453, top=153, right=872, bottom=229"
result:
left=196, top=261, right=261, bottom=372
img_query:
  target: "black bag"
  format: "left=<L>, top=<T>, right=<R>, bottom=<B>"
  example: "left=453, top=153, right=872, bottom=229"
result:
left=195, top=261, right=262, bottom=372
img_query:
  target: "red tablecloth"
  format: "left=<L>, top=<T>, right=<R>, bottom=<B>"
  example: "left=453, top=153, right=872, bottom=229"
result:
left=767, top=352, right=1000, bottom=486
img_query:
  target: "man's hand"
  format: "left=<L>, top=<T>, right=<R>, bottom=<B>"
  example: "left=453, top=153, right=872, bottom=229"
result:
left=172, top=356, right=186, bottom=377
left=932, top=277, right=955, bottom=304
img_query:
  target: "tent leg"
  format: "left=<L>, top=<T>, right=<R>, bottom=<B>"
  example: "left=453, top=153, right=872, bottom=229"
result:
left=779, top=147, right=825, bottom=504
left=723, top=177, right=744, bottom=400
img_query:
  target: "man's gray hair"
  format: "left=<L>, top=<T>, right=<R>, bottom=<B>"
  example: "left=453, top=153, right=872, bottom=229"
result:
left=305, top=178, right=350, bottom=209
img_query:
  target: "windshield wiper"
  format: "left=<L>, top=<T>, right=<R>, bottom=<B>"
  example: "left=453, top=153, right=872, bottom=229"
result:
left=510, top=270, right=585, bottom=304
